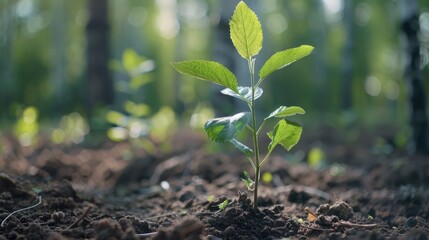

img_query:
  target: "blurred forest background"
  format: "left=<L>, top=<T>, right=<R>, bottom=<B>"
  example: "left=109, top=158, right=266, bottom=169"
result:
left=1, top=0, right=429, bottom=153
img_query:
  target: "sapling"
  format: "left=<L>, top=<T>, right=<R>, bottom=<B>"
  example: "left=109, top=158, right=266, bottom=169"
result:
left=172, top=1, right=314, bottom=209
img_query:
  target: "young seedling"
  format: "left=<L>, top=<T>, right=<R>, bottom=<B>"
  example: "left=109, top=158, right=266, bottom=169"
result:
left=172, top=1, right=314, bottom=209
left=218, top=199, right=229, bottom=211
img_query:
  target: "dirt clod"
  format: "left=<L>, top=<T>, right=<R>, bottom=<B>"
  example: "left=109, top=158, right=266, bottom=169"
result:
left=316, top=201, right=354, bottom=220
left=94, top=218, right=138, bottom=240
left=152, top=217, right=204, bottom=240
left=52, top=211, right=66, bottom=222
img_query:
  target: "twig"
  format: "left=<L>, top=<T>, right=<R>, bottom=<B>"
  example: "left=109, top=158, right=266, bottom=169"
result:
left=1, top=196, right=42, bottom=227
left=336, top=220, right=379, bottom=229
left=304, top=207, right=318, bottom=220
left=136, top=232, right=158, bottom=238
left=67, top=206, right=92, bottom=229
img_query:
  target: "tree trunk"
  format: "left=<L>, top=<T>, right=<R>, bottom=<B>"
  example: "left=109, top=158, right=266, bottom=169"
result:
left=0, top=1, right=16, bottom=118
left=341, top=0, right=354, bottom=111
left=212, top=0, right=237, bottom=116
left=52, top=0, right=67, bottom=117
left=311, top=0, right=327, bottom=112
left=399, top=0, right=428, bottom=154
left=86, top=0, right=113, bottom=120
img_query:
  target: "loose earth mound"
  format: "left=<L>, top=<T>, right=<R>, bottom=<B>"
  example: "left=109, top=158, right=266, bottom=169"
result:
left=0, top=130, right=428, bottom=239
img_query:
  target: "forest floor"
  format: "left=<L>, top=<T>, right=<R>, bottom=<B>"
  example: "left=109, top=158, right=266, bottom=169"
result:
left=0, top=126, right=428, bottom=240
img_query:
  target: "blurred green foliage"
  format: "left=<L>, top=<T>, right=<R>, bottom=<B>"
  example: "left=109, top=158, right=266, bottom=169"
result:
left=307, top=146, right=326, bottom=170
left=106, top=48, right=177, bottom=153
left=51, top=112, right=89, bottom=145
left=1, top=0, right=429, bottom=137
left=14, top=106, right=39, bottom=146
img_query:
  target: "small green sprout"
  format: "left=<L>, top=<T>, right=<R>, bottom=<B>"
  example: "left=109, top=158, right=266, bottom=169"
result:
left=241, top=171, right=255, bottom=191
left=32, top=187, right=42, bottom=194
left=172, top=1, right=314, bottom=209
left=207, top=195, right=215, bottom=202
left=218, top=199, right=229, bottom=211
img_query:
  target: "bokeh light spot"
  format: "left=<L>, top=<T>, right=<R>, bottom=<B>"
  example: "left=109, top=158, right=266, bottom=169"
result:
left=365, top=76, right=381, bottom=97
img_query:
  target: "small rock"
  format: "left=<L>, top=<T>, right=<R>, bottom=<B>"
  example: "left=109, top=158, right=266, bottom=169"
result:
left=328, top=201, right=353, bottom=220
left=51, top=211, right=65, bottom=222
left=316, top=203, right=330, bottom=215
left=316, top=201, right=353, bottom=220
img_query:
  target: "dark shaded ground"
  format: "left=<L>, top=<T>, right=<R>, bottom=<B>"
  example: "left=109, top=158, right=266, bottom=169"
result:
left=0, top=127, right=429, bottom=239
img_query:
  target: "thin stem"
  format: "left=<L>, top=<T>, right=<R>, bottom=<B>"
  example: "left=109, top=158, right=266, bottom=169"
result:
left=1, top=196, right=42, bottom=227
left=255, top=77, right=265, bottom=89
left=256, top=120, right=267, bottom=135
left=259, top=150, right=273, bottom=168
left=248, top=58, right=260, bottom=210
left=246, top=125, right=254, bottom=133
left=246, top=155, right=256, bottom=171
left=136, top=232, right=158, bottom=238
left=67, top=206, right=92, bottom=229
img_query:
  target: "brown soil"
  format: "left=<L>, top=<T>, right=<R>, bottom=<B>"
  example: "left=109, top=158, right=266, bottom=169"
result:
left=0, top=128, right=428, bottom=240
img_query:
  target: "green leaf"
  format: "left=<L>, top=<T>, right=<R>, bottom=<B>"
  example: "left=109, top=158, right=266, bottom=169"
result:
left=230, top=1, right=263, bottom=59
left=130, top=75, right=152, bottom=90
left=241, top=171, right=255, bottom=191
left=259, top=45, right=314, bottom=80
left=221, top=86, right=263, bottom=103
left=107, top=127, right=128, bottom=142
left=204, top=112, right=251, bottom=142
left=106, top=110, right=127, bottom=126
left=265, top=106, right=305, bottom=121
left=268, top=119, right=302, bottom=151
left=124, top=101, right=151, bottom=118
left=218, top=199, right=229, bottom=210
left=171, top=60, right=238, bottom=93
left=230, top=138, right=253, bottom=156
